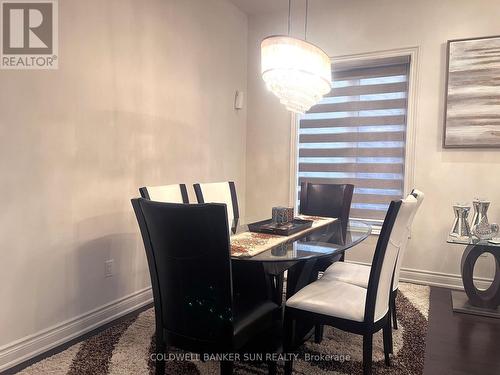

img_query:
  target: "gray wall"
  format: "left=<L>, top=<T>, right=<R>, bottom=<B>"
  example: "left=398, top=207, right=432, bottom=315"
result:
left=0, top=0, right=247, bottom=349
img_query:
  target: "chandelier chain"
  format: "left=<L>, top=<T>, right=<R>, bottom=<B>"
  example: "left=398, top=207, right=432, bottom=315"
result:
left=305, top=0, right=309, bottom=40
left=289, top=0, right=309, bottom=40
left=288, top=0, right=291, bottom=35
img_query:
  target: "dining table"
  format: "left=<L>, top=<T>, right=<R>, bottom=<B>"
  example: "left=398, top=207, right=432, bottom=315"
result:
left=230, top=216, right=372, bottom=306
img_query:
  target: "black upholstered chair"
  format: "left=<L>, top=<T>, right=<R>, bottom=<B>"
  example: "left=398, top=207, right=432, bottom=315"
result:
left=299, top=182, right=354, bottom=262
left=300, top=182, right=354, bottom=221
left=139, top=184, right=189, bottom=203
left=193, top=181, right=275, bottom=307
left=132, top=199, right=279, bottom=375
left=299, top=182, right=354, bottom=342
left=284, top=196, right=417, bottom=375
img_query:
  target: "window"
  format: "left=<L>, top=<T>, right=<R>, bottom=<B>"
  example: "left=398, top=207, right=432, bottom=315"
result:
left=296, top=54, right=412, bottom=226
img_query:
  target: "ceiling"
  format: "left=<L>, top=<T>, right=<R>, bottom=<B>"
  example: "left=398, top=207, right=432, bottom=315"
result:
left=228, top=0, right=288, bottom=15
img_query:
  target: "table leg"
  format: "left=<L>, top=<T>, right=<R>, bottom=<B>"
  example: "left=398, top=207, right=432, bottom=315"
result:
left=270, top=274, right=284, bottom=306
left=461, top=244, right=500, bottom=309
left=286, top=259, right=318, bottom=299
left=452, top=244, right=500, bottom=318
left=263, top=261, right=297, bottom=306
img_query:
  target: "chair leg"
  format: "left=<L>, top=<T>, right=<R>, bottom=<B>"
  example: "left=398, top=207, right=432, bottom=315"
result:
left=362, top=334, right=373, bottom=375
left=155, top=336, right=166, bottom=375
left=391, top=290, right=398, bottom=330
left=314, top=324, right=324, bottom=343
left=220, top=360, right=233, bottom=375
left=283, top=311, right=295, bottom=351
left=284, top=358, right=294, bottom=375
left=283, top=311, right=295, bottom=375
left=267, top=360, right=278, bottom=375
left=155, top=359, right=165, bottom=375
left=388, top=317, right=394, bottom=354
left=383, top=319, right=392, bottom=366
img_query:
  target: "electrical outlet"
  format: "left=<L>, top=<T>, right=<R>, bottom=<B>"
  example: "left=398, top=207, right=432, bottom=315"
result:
left=105, top=259, right=114, bottom=277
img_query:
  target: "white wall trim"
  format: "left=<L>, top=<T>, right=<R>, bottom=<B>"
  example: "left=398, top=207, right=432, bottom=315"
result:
left=347, top=260, right=494, bottom=290
left=0, top=287, right=153, bottom=372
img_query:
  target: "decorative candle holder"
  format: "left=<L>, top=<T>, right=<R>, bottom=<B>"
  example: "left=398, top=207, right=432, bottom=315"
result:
left=450, top=203, right=472, bottom=240
left=272, top=207, right=294, bottom=226
left=471, top=198, right=490, bottom=228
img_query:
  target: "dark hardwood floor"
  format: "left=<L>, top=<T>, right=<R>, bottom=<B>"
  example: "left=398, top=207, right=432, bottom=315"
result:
left=424, top=287, right=500, bottom=375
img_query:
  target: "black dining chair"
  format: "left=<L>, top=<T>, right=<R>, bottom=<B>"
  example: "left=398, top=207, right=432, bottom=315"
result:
left=139, top=184, right=189, bottom=203
left=299, top=182, right=354, bottom=342
left=299, top=182, right=354, bottom=263
left=131, top=199, right=279, bottom=375
left=193, top=181, right=273, bottom=305
left=284, top=197, right=417, bottom=375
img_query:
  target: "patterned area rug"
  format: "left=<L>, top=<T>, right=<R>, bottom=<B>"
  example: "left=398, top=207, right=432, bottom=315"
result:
left=15, top=283, right=429, bottom=375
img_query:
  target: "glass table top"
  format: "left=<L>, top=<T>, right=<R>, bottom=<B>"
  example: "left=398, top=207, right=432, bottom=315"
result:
left=231, top=218, right=372, bottom=262
left=447, top=235, right=500, bottom=248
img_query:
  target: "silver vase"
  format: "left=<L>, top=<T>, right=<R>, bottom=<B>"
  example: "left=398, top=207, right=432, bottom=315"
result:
left=450, top=204, right=472, bottom=240
left=471, top=199, right=490, bottom=227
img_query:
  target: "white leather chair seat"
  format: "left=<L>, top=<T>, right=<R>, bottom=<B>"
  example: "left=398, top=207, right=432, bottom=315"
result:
left=286, top=276, right=387, bottom=323
left=323, top=262, right=370, bottom=289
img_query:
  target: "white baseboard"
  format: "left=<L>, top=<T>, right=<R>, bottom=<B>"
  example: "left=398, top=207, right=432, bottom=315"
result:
left=0, top=287, right=153, bottom=372
left=347, top=260, right=494, bottom=290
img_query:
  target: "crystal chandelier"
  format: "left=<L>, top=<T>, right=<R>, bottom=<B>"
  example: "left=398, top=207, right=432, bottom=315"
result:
left=261, top=0, right=331, bottom=114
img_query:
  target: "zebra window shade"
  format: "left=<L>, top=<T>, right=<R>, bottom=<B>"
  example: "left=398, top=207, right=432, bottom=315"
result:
left=298, top=56, right=410, bottom=222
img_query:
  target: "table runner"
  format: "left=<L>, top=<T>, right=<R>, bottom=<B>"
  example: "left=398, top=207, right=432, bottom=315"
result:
left=231, top=215, right=337, bottom=258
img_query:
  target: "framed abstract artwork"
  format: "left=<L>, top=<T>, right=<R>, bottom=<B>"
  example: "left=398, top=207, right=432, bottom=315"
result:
left=443, top=35, right=500, bottom=148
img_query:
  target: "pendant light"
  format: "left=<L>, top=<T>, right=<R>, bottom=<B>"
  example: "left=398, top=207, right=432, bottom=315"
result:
left=261, top=0, right=331, bottom=114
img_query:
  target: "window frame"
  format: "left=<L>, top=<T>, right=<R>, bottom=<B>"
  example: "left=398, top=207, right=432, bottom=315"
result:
left=289, top=47, right=419, bottom=233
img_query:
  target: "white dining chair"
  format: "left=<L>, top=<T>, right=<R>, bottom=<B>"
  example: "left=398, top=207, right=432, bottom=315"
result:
left=139, top=184, right=189, bottom=203
left=284, top=196, right=417, bottom=375
left=322, top=189, right=424, bottom=330
left=193, top=181, right=239, bottom=229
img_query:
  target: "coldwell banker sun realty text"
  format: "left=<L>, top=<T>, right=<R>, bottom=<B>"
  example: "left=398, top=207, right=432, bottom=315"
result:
left=1, top=0, right=58, bottom=69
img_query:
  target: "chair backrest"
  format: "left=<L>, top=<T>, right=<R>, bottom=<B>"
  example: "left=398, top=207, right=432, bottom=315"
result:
left=193, top=182, right=239, bottom=228
left=409, top=189, right=425, bottom=225
left=364, top=195, right=417, bottom=323
left=299, top=182, right=353, bottom=221
left=131, top=198, right=234, bottom=352
left=139, top=184, right=189, bottom=203
left=392, top=189, right=425, bottom=290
